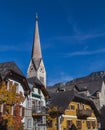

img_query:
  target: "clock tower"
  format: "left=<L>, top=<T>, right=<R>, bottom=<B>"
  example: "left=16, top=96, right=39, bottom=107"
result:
left=27, top=14, right=46, bottom=87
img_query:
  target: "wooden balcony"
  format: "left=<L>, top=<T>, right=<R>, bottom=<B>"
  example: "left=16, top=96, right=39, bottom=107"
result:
left=76, top=109, right=92, bottom=118
left=32, top=106, right=48, bottom=118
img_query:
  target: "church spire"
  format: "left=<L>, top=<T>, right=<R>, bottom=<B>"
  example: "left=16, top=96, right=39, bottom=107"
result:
left=32, top=14, right=42, bottom=59
left=27, top=14, right=46, bottom=87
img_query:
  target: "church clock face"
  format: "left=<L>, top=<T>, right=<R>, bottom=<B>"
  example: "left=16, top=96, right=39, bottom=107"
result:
left=30, top=65, right=34, bottom=70
left=29, top=65, right=34, bottom=72
left=39, top=67, right=44, bottom=73
left=29, top=64, right=35, bottom=76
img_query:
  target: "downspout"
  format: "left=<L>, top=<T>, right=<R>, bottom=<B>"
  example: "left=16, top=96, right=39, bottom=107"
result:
left=57, top=113, right=61, bottom=130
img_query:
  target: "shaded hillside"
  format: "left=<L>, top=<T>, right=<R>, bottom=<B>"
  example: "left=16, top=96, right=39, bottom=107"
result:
left=47, top=71, right=105, bottom=93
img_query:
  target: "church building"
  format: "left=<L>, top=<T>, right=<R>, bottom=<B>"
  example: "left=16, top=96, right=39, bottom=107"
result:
left=27, top=14, right=46, bottom=87
left=25, top=14, right=49, bottom=130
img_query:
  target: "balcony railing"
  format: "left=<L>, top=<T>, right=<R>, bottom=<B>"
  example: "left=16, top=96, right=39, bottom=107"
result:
left=32, top=106, right=48, bottom=117
left=76, top=109, right=92, bottom=118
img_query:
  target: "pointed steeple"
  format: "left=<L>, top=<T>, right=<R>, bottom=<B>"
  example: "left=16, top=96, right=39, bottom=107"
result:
left=32, top=13, right=42, bottom=59
left=27, top=14, right=46, bottom=87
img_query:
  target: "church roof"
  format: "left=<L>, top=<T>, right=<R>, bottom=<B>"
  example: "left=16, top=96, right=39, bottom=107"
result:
left=27, top=76, right=49, bottom=98
left=32, top=15, right=42, bottom=57
left=27, top=76, right=43, bottom=86
left=30, top=14, right=42, bottom=70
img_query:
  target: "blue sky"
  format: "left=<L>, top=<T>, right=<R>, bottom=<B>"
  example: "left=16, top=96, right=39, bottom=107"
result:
left=0, top=0, right=105, bottom=86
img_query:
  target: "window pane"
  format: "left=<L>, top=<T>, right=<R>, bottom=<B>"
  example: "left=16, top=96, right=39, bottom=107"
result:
left=71, top=105, right=75, bottom=110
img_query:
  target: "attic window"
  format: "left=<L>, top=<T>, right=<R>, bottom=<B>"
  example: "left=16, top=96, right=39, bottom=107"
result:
left=77, top=103, right=84, bottom=110
left=70, top=105, right=75, bottom=110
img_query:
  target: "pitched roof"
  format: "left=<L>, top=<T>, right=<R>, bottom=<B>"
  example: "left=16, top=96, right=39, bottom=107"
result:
left=75, top=79, right=103, bottom=94
left=0, top=61, right=24, bottom=79
left=48, top=89, right=74, bottom=111
left=48, top=71, right=104, bottom=95
left=27, top=76, right=43, bottom=86
left=74, top=85, right=88, bottom=92
left=48, top=89, right=100, bottom=117
left=27, top=76, right=49, bottom=98
left=65, top=71, right=105, bottom=94
left=30, top=15, right=42, bottom=71
left=0, top=61, right=29, bottom=91
left=32, top=15, right=42, bottom=58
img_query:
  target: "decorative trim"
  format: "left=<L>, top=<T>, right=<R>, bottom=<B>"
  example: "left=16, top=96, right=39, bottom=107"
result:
left=62, top=115, right=77, bottom=118
left=87, top=117, right=96, bottom=120
left=32, top=93, right=41, bottom=99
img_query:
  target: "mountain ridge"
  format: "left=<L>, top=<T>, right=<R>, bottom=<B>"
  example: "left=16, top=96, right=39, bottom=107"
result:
left=47, top=70, right=105, bottom=92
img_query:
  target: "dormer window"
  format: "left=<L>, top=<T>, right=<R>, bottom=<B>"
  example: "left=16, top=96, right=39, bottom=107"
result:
left=70, top=105, right=75, bottom=110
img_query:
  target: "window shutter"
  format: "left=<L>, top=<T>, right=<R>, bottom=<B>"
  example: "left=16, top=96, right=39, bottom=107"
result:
left=22, top=107, right=25, bottom=117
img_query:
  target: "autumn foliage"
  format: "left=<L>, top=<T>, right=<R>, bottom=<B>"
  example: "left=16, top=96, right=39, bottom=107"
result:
left=0, top=81, right=25, bottom=130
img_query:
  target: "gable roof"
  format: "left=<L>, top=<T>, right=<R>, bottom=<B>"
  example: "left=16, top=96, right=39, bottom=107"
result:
left=27, top=76, right=43, bottom=86
left=65, top=71, right=105, bottom=94
left=27, top=76, right=49, bottom=98
left=74, top=85, right=88, bottom=92
left=49, top=89, right=74, bottom=111
left=48, top=89, right=100, bottom=117
left=48, top=71, right=105, bottom=95
left=0, top=61, right=24, bottom=79
left=0, top=61, right=29, bottom=91
left=75, top=79, right=103, bottom=94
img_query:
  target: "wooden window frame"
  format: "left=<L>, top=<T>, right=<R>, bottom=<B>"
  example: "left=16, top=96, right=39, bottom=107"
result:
left=70, top=105, right=75, bottom=110
left=67, top=120, right=72, bottom=129
left=76, top=120, right=82, bottom=129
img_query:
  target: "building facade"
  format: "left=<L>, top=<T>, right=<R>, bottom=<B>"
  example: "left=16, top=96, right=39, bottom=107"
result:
left=26, top=15, right=49, bottom=130
left=73, top=78, right=105, bottom=129
left=0, top=61, right=30, bottom=130
left=47, top=89, right=100, bottom=130
left=26, top=77, right=49, bottom=130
